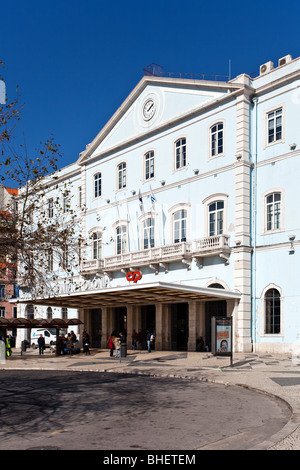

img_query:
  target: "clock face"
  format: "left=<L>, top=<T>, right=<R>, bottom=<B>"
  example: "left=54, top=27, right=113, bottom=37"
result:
left=143, top=98, right=156, bottom=120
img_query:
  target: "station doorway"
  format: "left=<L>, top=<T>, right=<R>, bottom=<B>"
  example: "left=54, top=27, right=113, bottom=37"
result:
left=114, top=307, right=127, bottom=336
left=90, top=308, right=102, bottom=347
left=171, top=303, right=188, bottom=351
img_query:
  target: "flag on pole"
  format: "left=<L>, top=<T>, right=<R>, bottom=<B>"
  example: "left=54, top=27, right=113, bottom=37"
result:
left=150, top=186, right=156, bottom=210
left=138, top=189, right=144, bottom=212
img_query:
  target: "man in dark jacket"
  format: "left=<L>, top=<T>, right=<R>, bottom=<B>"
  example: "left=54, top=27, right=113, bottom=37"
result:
left=38, top=334, right=45, bottom=355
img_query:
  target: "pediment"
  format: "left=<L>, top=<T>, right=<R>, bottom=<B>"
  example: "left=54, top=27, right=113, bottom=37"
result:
left=78, top=76, right=241, bottom=165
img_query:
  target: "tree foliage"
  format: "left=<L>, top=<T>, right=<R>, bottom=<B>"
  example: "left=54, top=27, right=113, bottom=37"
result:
left=0, top=62, right=83, bottom=299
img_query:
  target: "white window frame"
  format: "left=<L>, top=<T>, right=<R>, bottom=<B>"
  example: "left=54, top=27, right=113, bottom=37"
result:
left=209, top=120, right=225, bottom=158
left=260, top=284, right=283, bottom=337
left=62, top=191, right=70, bottom=213
left=115, top=223, right=128, bottom=255
left=169, top=203, right=190, bottom=244
left=174, top=137, right=187, bottom=171
left=94, top=172, right=102, bottom=199
left=117, top=162, right=127, bottom=190
left=47, top=197, right=54, bottom=218
left=144, top=150, right=155, bottom=181
left=77, top=185, right=82, bottom=208
left=92, top=232, right=102, bottom=260
left=202, top=194, right=228, bottom=237
left=264, top=104, right=285, bottom=148
left=261, top=188, right=284, bottom=234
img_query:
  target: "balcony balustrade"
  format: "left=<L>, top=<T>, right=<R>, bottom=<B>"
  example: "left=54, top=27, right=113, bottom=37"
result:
left=80, top=235, right=231, bottom=276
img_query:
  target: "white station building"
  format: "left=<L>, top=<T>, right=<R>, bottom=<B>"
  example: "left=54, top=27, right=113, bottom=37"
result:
left=17, top=55, right=300, bottom=354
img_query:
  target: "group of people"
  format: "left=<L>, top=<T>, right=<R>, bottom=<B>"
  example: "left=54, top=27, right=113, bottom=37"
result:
left=131, top=329, right=155, bottom=352
left=56, top=330, right=89, bottom=355
left=108, top=329, right=155, bottom=357
left=108, top=331, right=126, bottom=358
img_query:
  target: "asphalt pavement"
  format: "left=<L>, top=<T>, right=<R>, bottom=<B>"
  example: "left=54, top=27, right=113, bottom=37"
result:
left=2, top=347, right=300, bottom=450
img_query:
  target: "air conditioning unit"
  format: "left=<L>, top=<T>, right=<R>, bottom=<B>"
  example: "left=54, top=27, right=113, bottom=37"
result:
left=260, top=61, right=274, bottom=75
left=278, top=54, right=292, bottom=67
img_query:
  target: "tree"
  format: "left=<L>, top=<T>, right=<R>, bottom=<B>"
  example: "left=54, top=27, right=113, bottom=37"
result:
left=0, top=62, right=84, bottom=300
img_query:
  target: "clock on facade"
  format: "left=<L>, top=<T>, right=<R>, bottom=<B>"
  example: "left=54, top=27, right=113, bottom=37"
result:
left=143, top=98, right=156, bottom=121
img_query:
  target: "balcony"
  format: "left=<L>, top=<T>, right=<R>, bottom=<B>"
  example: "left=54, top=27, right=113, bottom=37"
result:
left=193, top=234, right=231, bottom=266
left=81, top=259, right=104, bottom=275
left=80, top=235, right=231, bottom=277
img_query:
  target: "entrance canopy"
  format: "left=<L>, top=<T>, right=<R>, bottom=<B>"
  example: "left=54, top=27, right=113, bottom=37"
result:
left=0, top=317, right=83, bottom=329
left=16, top=281, right=241, bottom=309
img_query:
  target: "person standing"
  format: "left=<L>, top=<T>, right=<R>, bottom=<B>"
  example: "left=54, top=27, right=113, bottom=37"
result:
left=82, top=329, right=91, bottom=355
left=131, top=329, right=138, bottom=350
left=5, top=336, right=12, bottom=357
left=108, top=333, right=114, bottom=357
left=146, top=330, right=151, bottom=353
left=113, top=334, right=121, bottom=358
left=38, top=334, right=45, bottom=355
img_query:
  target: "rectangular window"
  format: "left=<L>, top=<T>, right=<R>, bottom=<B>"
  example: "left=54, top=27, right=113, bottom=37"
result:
left=175, top=139, right=186, bottom=169
left=267, top=108, right=282, bottom=144
left=211, top=123, right=223, bottom=156
left=118, top=163, right=126, bottom=189
left=0, top=285, right=5, bottom=299
left=78, top=186, right=82, bottom=207
left=145, top=151, right=155, bottom=180
left=174, top=210, right=187, bottom=243
left=143, top=218, right=155, bottom=249
left=266, top=193, right=281, bottom=231
left=94, top=173, right=102, bottom=198
left=209, top=201, right=224, bottom=236
left=63, top=192, right=70, bottom=213
left=48, top=198, right=54, bottom=218
left=0, top=307, right=5, bottom=318
left=116, top=225, right=127, bottom=254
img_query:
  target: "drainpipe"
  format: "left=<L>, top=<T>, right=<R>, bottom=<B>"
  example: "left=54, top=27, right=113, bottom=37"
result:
left=251, top=97, right=258, bottom=352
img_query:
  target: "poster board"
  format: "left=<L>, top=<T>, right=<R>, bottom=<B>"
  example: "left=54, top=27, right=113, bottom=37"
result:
left=211, top=317, right=233, bottom=360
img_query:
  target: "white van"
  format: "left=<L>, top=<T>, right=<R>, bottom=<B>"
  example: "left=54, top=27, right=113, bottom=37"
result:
left=31, top=328, right=57, bottom=349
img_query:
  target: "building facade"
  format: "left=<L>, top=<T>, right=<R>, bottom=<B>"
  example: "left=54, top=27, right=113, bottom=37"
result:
left=17, top=54, right=300, bottom=354
left=0, top=185, right=18, bottom=338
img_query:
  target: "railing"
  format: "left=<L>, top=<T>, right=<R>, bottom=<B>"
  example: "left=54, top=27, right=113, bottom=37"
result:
left=194, top=234, right=230, bottom=253
left=104, top=242, right=192, bottom=269
left=80, top=235, right=230, bottom=275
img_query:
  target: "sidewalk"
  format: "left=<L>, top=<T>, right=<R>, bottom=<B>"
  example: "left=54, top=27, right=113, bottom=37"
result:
left=2, top=348, right=300, bottom=450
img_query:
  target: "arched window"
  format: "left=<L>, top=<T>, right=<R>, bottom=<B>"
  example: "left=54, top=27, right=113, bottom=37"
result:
left=265, top=288, right=281, bottom=334
left=25, top=304, right=34, bottom=320
left=94, top=172, right=102, bottom=198
left=46, top=307, right=53, bottom=320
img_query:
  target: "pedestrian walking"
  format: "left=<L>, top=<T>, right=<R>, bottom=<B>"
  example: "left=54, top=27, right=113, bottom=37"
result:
left=82, top=329, right=91, bottom=355
left=38, top=334, right=45, bottom=355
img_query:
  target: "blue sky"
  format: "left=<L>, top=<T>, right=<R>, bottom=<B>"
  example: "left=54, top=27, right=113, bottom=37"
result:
left=1, top=0, right=300, bottom=180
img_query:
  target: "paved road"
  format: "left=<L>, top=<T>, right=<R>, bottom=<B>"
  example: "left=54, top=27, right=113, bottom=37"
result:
left=0, top=370, right=291, bottom=450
